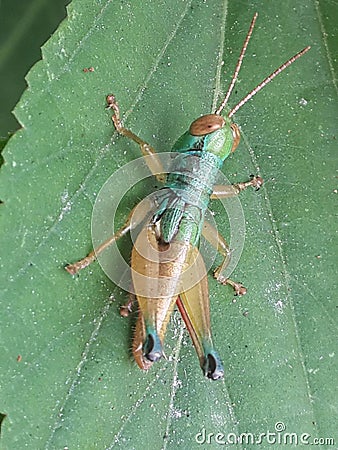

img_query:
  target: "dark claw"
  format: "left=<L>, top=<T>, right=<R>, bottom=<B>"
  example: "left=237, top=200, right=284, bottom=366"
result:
left=143, top=332, right=163, bottom=362
left=234, top=284, right=247, bottom=296
left=203, top=351, right=224, bottom=380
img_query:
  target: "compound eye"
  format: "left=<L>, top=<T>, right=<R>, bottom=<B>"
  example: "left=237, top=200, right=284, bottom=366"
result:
left=230, top=123, right=241, bottom=152
left=189, top=114, right=225, bottom=136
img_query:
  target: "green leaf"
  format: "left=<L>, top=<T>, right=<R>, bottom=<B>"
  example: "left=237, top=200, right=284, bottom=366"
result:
left=0, top=0, right=337, bottom=448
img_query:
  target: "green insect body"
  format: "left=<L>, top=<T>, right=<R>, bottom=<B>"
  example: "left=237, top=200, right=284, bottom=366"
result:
left=133, top=120, right=237, bottom=378
left=66, top=13, right=310, bottom=380
left=158, top=128, right=234, bottom=242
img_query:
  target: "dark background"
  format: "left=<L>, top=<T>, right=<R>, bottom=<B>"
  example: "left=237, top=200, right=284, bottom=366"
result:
left=0, top=0, right=70, bottom=136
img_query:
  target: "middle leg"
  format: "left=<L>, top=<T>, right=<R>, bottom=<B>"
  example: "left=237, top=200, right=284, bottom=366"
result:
left=211, top=175, right=263, bottom=199
left=202, top=221, right=247, bottom=296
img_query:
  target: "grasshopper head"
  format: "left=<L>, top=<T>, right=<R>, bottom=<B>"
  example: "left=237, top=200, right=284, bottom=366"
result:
left=171, top=114, right=240, bottom=163
left=189, top=113, right=240, bottom=160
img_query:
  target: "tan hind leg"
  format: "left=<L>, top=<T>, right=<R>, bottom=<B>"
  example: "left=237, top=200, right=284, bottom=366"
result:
left=65, top=197, right=155, bottom=275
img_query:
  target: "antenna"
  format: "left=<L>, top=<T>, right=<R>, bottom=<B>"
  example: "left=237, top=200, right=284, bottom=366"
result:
left=216, top=13, right=258, bottom=115
left=228, top=46, right=311, bottom=118
left=215, top=13, right=311, bottom=118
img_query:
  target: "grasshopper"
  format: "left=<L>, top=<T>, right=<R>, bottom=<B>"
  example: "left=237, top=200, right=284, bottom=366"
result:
left=66, top=13, right=310, bottom=379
